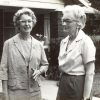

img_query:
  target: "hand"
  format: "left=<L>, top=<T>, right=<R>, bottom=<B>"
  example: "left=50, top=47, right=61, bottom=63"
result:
left=32, top=70, right=41, bottom=81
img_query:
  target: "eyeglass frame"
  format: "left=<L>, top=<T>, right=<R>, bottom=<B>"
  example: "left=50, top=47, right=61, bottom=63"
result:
left=19, top=19, right=33, bottom=24
left=62, top=18, right=78, bottom=24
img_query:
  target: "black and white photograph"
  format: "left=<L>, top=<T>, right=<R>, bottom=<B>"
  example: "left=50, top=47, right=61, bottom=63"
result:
left=0, top=0, right=100, bottom=100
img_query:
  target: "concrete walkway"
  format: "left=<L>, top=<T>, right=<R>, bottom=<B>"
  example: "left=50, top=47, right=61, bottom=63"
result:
left=41, top=80, right=58, bottom=100
left=40, top=79, right=100, bottom=100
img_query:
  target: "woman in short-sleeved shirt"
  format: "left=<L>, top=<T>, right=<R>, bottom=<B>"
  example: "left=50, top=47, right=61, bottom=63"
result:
left=56, top=5, right=96, bottom=100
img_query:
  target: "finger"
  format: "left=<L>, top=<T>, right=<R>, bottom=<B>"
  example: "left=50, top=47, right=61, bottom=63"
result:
left=32, top=70, right=37, bottom=76
left=33, top=73, right=39, bottom=79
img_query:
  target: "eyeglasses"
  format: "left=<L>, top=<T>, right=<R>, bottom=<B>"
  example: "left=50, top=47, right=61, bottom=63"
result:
left=19, top=20, right=33, bottom=24
left=62, top=19, right=78, bottom=24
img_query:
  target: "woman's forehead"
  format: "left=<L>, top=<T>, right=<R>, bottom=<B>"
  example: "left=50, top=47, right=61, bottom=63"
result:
left=20, top=14, right=32, bottom=19
left=63, top=11, right=76, bottom=19
left=62, top=15, right=76, bottom=21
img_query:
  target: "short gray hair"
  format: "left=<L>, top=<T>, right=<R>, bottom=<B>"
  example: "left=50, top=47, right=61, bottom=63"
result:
left=62, top=5, right=86, bottom=29
left=13, top=7, right=37, bottom=27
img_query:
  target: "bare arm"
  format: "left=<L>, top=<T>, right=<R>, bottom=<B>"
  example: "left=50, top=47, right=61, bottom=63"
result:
left=83, top=61, right=95, bottom=100
left=0, top=80, right=8, bottom=100
left=2, top=80, right=9, bottom=100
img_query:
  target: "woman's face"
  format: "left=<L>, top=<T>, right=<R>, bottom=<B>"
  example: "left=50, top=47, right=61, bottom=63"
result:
left=62, top=11, right=78, bottom=38
left=19, top=14, right=34, bottom=35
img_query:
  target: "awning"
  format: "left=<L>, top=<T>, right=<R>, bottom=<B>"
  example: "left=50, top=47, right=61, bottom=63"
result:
left=0, top=0, right=64, bottom=11
left=79, top=0, right=100, bottom=14
left=82, top=6, right=100, bottom=14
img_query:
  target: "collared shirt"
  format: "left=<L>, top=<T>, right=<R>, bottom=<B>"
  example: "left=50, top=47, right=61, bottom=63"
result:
left=58, top=30, right=96, bottom=75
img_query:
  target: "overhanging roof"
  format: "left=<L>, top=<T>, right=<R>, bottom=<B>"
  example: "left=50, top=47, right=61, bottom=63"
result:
left=79, top=0, right=100, bottom=14
left=0, top=0, right=64, bottom=11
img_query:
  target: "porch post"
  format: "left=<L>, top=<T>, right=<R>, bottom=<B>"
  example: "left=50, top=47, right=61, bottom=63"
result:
left=44, top=14, right=50, bottom=51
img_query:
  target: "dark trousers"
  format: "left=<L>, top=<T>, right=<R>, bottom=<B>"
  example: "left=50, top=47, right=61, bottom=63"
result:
left=56, top=73, right=85, bottom=100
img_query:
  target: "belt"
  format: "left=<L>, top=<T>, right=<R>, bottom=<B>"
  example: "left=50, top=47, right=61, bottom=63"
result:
left=62, top=72, right=85, bottom=77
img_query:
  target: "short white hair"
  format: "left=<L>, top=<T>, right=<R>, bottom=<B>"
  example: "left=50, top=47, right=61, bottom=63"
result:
left=62, top=5, right=86, bottom=29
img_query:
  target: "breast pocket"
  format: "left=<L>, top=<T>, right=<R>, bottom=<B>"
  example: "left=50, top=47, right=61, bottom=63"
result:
left=29, top=78, right=40, bottom=92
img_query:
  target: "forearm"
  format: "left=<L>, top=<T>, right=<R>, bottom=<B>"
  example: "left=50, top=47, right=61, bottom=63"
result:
left=2, top=80, right=8, bottom=94
left=0, top=80, right=8, bottom=93
left=0, top=80, right=8, bottom=100
left=83, top=74, right=94, bottom=99
left=0, top=80, right=3, bottom=92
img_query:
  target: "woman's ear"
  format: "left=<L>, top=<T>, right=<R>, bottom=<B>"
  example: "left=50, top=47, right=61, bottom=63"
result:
left=76, top=22, right=81, bottom=29
left=77, top=16, right=86, bottom=29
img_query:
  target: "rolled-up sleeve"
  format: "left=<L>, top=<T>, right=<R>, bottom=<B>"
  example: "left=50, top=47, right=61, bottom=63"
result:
left=82, top=36, right=96, bottom=64
left=0, top=41, right=8, bottom=80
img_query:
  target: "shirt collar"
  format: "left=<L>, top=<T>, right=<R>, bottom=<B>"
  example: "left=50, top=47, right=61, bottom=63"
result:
left=75, top=29, right=85, bottom=42
left=63, top=29, right=85, bottom=43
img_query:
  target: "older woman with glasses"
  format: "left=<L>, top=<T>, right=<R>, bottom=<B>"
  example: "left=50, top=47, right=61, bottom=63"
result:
left=56, top=5, right=96, bottom=100
left=0, top=7, right=48, bottom=100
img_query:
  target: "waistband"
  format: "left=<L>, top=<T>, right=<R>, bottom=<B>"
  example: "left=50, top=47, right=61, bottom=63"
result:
left=62, top=72, right=85, bottom=77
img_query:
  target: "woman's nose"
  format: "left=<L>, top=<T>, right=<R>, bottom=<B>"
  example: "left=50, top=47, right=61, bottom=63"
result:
left=25, top=21, right=29, bottom=25
left=62, top=22, right=66, bottom=26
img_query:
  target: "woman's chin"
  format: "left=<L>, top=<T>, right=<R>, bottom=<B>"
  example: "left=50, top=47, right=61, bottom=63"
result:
left=23, top=31, right=31, bottom=34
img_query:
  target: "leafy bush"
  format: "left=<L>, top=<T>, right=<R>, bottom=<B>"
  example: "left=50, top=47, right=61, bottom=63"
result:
left=46, top=37, right=62, bottom=80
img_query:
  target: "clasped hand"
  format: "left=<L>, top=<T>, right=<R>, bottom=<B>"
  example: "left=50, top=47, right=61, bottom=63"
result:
left=32, top=70, right=41, bottom=81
